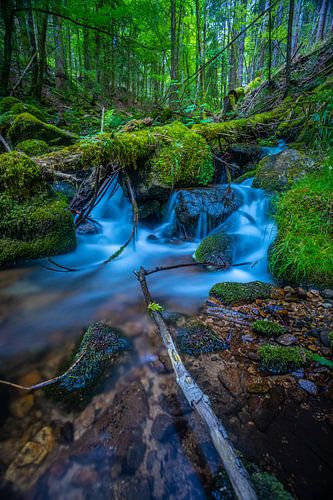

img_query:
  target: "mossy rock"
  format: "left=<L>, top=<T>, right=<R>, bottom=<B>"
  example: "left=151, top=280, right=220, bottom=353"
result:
left=252, top=320, right=285, bottom=337
left=0, top=151, right=46, bottom=200
left=258, top=345, right=308, bottom=374
left=149, top=122, right=213, bottom=187
left=210, top=281, right=274, bottom=306
left=176, top=319, right=227, bottom=356
left=49, top=322, right=130, bottom=408
left=8, top=113, right=79, bottom=146
left=194, top=231, right=233, bottom=267
left=9, top=102, right=47, bottom=122
left=15, top=139, right=51, bottom=156
left=0, top=193, right=76, bottom=266
left=0, top=96, right=20, bottom=113
left=234, top=169, right=256, bottom=184
left=252, top=149, right=316, bottom=192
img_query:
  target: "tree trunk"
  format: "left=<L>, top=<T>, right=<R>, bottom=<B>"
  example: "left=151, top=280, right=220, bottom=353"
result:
left=54, top=13, right=66, bottom=89
left=316, top=0, right=329, bottom=42
left=285, top=0, right=295, bottom=94
left=170, top=0, right=177, bottom=107
left=0, top=0, right=14, bottom=96
left=33, top=9, right=48, bottom=98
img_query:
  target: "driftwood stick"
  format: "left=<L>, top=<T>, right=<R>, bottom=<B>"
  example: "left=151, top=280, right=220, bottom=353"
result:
left=143, top=259, right=258, bottom=276
left=0, top=134, right=11, bottom=152
left=0, top=351, right=85, bottom=392
left=135, top=266, right=257, bottom=500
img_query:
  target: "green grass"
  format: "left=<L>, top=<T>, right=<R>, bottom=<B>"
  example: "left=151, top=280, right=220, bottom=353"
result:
left=269, top=160, right=333, bottom=287
left=258, top=345, right=308, bottom=374
left=252, top=320, right=284, bottom=337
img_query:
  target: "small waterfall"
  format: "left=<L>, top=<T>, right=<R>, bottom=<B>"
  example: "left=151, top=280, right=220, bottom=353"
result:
left=260, top=139, right=287, bottom=158
left=195, top=211, right=208, bottom=241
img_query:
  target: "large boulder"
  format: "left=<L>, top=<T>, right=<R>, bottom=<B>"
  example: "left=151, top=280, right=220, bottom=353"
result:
left=172, top=186, right=241, bottom=239
left=252, top=149, right=315, bottom=191
left=8, top=113, right=78, bottom=146
left=194, top=231, right=233, bottom=267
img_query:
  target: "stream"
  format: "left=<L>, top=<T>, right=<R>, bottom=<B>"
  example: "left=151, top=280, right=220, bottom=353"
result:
left=0, top=146, right=285, bottom=498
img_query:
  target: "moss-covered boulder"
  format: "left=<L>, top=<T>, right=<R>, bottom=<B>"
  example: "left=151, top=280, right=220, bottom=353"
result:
left=8, top=113, right=78, bottom=146
left=50, top=322, right=130, bottom=407
left=194, top=231, right=233, bottom=267
left=15, top=139, right=51, bottom=156
left=9, top=102, right=47, bottom=122
left=0, top=96, right=20, bottom=113
left=0, top=152, right=76, bottom=266
left=269, top=165, right=333, bottom=287
left=252, top=149, right=316, bottom=192
left=210, top=281, right=274, bottom=306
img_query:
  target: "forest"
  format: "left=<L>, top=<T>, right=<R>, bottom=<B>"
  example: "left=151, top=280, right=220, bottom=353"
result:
left=0, top=0, right=332, bottom=499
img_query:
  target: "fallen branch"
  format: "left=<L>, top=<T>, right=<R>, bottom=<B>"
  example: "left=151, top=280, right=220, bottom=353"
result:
left=143, top=259, right=258, bottom=276
left=0, top=351, right=85, bottom=392
left=0, top=134, right=11, bottom=152
left=135, top=266, right=257, bottom=500
left=104, top=173, right=138, bottom=263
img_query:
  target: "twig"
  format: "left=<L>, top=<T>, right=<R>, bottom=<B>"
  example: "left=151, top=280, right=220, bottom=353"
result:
left=135, top=267, right=257, bottom=500
left=143, top=260, right=258, bottom=276
left=10, top=50, right=38, bottom=95
left=0, top=351, right=85, bottom=392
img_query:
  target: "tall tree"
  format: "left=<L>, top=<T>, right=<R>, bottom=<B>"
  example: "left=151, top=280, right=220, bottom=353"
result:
left=285, top=0, right=295, bottom=94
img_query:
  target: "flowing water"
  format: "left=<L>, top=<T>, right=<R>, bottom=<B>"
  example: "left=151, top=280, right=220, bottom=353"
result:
left=0, top=147, right=283, bottom=498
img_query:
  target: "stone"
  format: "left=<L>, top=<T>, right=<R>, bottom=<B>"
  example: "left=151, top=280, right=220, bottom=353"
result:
left=276, top=334, right=297, bottom=346
left=242, top=334, right=255, bottom=343
left=319, top=329, right=331, bottom=348
left=218, top=366, right=242, bottom=397
left=77, top=219, right=102, bottom=235
left=10, top=394, right=34, bottom=418
left=298, top=379, right=318, bottom=396
left=229, top=143, right=261, bottom=166
left=151, top=413, right=176, bottom=441
left=249, top=385, right=285, bottom=432
left=323, top=302, right=332, bottom=309
left=291, top=369, right=305, bottom=378
left=322, top=289, right=333, bottom=300
left=246, top=378, right=270, bottom=394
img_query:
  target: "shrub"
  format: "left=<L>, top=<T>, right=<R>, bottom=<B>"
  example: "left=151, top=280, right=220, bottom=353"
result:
left=252, top=320, right=284, bottom=337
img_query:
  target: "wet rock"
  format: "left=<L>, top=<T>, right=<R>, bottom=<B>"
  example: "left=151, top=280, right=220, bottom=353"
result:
left=146, top=233, right=160, bottom=242
left=246, top=378, right=270, bottom=394
left=53, top=181, right=76, bottom=201
left=172, top=186, right=241, bottom=239
left=77, top=219, right=102, bottom=235
left=158, top=393, right=191, bottom=417
left=276, top=334, right=297, bottom=346
left=298, top=379, right=318, bottom=396
left=322, top=289, right=333, bottom=300
left=253, top=149, right=315, bottom=192
left=124, top=435, right=146, bottom=473
left=177, top=319, right=227, bottom=356
left=319, top=329, right=331, bottom=348
left=151, top=413, right=176, bottom=441
left=218, top=366, right=242, bottom=398
left=138, top=199, right=161, bottom=221
left=291, top=369, right=305, bottom=378
left=194, top=231, right=234, bottom=267
left=229, top=143, right=261, bottom=166
left=242, top=334, right=255, bottom=343
left=248, top=385, right=285, bottom=432
left=162, top=311, right=188, bottom=327
left=9, top=394, right=34, bottom=418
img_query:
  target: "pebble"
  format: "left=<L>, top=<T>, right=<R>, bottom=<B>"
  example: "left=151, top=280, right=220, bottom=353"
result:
left=246, top=379, right=270, bottom=394
left=298, top=379, right=318, bottom=396
left=10, top=395, right=34, bottom=418
left=242, top=334, right=255, bottom=343
left=291, top=369, right=305, bottom=378
left=277, top=334, right=297, bottom=346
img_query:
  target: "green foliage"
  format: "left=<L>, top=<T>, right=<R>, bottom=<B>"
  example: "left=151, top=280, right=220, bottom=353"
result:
left=104, top=109, right=126, bottom=130
left=15, top=139, right=51, bottom=156
left=252, top=472, right=293, bottom=500
left=210, top=281, right=274, bottom=306
left=252, top=320, right=284, bottom=337
left=8, top=113, right=79, bottom=145
left=269, top=164, right=333, bottom=287
left=148, top=302, right=164, bottom=314
left=258, top=345, right=308, bottom=374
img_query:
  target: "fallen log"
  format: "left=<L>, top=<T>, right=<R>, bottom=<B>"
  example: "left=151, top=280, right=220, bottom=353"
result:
left=135, top=266, right=257, bottom=500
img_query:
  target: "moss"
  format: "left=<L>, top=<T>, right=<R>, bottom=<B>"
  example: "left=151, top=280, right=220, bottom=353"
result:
left=269, top=165, right=333, bottom=287
left=49, top=323, right=130, bottom=408
left=252, top=472, right=293, bottom=500
left=252, top=320, right=285, bottom=337
left=328, top=332, right=333, bottom=350
left=149, top=122, right=213, bottom=187
left=210, top=281, right=274, bottom=306
left=176, top=319, right=227, bottom=356
left=0, top=151, right=45, bottom=200
left=245, top=77, right=262, bottom=93
left=9, top=102, right=47, bottom=121
left=0, top=96, right=20, bottom=113
left=234, top=169, right=256, bottom=184
left=8, top=113, right=78, bottom=146
left=0, top=192, right=76, bottom=266
left=258, top=345, right=308, bottom=374
left=15, top=139, right=51, bottom=156
left=194, top=232, right=233, bottom=266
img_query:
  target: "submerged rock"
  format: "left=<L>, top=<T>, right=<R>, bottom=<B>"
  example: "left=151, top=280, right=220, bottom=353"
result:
left=172, top=186, right=241, bottom=239
left=77, top=219, right=102, bottom=235
left=50, top=322, right=130, bottom=406
left=253, top=148, right=315, bottom=191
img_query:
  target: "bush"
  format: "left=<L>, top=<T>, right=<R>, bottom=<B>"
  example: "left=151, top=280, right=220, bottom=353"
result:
left=269, top=164, right=333, bottom=287
left=252, top=320, right=284, bottom=337
left=210, top=281, right=274, bottom=306
left=258, top=345, right=307, bottom=374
